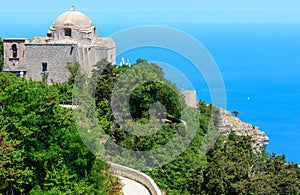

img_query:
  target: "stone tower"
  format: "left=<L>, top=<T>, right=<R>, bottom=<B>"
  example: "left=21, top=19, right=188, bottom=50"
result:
left=3, top=6, right=116, bottom=83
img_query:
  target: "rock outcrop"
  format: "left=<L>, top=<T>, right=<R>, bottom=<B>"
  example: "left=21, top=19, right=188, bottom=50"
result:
left=217, top=108, right=269, bottom=149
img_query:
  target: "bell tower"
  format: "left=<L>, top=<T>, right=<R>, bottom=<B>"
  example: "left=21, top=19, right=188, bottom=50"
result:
left=3, top=38, right=29, bottom=76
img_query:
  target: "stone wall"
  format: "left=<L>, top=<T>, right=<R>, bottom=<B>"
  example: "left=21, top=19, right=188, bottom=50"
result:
left=3, top=38, right=30, bottom=73
left=95, top=37, right=116, bottom=65
left=109, top=162, right=162, bottom=195
left=182, top=90, right=197, bottom=108
left=24, top=44, right=78, bottom=84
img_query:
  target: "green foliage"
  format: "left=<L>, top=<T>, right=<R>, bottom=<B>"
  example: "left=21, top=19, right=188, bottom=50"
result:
left=92, top=59, right=119, bottom=105
left=92, top=60, right=186, bottom=153
left=89, top=58, right=300, bottom=194
left=129, top=80, right=181, bottom=120
left=0, top=130, right=25, bottom=191
left=232, top=110, right=239, bottom=117
left=66, top=62, right=81, bottom=85
left=202, top=133, right=300, bottom=194
left=202, top=133, right=255, bottom=194
left=1, top=56, right=299, bottom=195
left=53, top=82, right=73, bottom=104
left=0, top=73, right=112, bottom=194
left=145, top=126, right=207, bottom=194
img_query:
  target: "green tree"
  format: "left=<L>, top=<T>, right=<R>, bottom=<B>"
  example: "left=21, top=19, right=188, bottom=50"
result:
left=248, top=154, right=300, bottom=194
left=202, top=133, right=300, bottom=194
left=66, top=62, right=81, bottom=85
left=0, top=73, right=114, bottom=194
left=92, top=59, right=119, bottom=105
left=58, top=57, right=300, bottom=195
left=232, top=110, right=239, bottom=117
left=203, top=133, right=260, bottom=194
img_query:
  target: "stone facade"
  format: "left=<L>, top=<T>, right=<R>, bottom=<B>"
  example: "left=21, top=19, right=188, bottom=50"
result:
left=24, top=44, right=78, bottom=83
left=3, top=6, right=116, bottom=84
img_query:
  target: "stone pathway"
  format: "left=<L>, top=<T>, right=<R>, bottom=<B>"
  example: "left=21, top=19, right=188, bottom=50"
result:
left=118, top=176, right=151, bottom=195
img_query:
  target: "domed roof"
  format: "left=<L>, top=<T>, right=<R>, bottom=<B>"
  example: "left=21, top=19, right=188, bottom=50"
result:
left=53, top=6, right=93, bottom=30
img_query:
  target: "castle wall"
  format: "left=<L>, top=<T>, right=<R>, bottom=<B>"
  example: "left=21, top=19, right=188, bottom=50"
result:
left=24, top=44, right=78, bottom=84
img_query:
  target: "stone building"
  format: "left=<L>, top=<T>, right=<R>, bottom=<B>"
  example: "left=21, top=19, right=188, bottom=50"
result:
left=182, top=90, right=197, bottom=108
left=3, top=6, right=116, bottom=83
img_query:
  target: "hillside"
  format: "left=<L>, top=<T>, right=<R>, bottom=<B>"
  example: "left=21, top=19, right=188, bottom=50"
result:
left=0, top=59, right=299, bottom=194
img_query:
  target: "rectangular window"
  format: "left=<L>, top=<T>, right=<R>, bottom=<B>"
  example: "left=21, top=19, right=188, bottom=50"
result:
left=42, top=63, right=47, bottom=72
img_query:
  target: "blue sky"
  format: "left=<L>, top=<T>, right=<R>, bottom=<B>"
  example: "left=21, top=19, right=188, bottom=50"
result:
left=1, top=0, right=300, bottom=38
left=1, top=0, right=300, bottom=26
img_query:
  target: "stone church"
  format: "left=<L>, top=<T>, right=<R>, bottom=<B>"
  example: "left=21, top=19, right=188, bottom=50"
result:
left=3, top=6, right=116, bottom=83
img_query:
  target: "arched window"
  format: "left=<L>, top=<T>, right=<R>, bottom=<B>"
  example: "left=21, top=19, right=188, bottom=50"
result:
left=12, top=44, right=18, bottom=58
left=64, top=28, right=72, bottom=37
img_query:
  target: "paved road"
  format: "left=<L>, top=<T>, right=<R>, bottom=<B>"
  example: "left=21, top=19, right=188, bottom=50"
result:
left=118, top=176, right=151, bottom=195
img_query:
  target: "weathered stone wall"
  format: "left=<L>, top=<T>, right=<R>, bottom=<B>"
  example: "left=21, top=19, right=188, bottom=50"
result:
left=95, top=48, right=116, bottom=64
left=182, top=90, right=197, bottom=108
left=95, top=37, right=116, bottom=65
left=24, top=44, right=78, bottom=84
left=3, top=38, right=30, bottom=73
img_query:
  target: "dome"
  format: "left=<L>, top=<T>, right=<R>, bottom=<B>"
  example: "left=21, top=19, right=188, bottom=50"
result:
left=53, top=6, right=93, bottom=30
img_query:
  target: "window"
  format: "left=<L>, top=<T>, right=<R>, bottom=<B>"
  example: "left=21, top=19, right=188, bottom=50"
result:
left=42, top=63, right=47, bottom=72
left=64, top=28, right=72, bottom=37
left=12, top=44, right=18, bottom=58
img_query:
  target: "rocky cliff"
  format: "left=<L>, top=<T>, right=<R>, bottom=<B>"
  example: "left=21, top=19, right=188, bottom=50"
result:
left=217, top=108, right=269, bottom=149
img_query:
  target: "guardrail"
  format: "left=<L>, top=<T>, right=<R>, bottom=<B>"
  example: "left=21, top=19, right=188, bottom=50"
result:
left=109, top=162, right=162, bottom=195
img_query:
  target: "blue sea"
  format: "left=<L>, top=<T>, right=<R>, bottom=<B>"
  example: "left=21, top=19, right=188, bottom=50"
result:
left=2, top=22, right=300, bottom=163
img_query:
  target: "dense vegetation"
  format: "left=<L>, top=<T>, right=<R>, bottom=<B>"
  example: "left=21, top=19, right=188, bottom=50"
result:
left=0, top=73, right=121, bottom=194
left=0, top=54, right=299, bottom=194
left=90, top=59, right=300, bottom=194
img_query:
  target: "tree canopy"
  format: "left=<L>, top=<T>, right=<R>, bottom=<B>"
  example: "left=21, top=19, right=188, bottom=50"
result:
left=0, top=72, right=119, bottom=194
